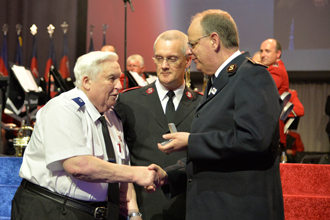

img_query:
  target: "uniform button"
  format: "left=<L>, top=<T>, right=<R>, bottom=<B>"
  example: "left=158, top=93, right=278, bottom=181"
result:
left=188, top=179, right=192, bottom=183
left=196, top=113, right=200, bottom=118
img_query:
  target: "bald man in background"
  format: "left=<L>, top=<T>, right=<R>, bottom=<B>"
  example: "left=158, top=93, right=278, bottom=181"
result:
left=260, top=39, right=289, bottom=95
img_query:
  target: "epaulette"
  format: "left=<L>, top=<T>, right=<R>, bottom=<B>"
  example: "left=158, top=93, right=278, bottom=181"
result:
left=71, top=97, right=85, bottom=107
left=195, top=90, right=204, bottom=96
left=122, top=86, right=142, bottom=93
left=247, top=57, right=268, bottom=68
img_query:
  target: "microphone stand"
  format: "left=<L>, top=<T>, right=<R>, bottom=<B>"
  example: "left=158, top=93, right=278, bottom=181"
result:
left=123, top=0, right=134, bottom=89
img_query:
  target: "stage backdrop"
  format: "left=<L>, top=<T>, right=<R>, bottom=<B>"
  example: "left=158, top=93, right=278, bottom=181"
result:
left=87, top=0, right=330, bottom=73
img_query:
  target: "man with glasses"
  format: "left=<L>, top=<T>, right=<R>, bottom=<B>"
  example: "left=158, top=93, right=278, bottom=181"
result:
left=157, top=9, right=284, bottom=220
left=115, top=30, right=202, bottom=220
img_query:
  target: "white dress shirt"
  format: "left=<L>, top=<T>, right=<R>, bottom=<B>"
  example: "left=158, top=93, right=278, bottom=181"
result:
left=19, top=87, right=129, bottom=201
left=155, top=78, right=185, bottom=114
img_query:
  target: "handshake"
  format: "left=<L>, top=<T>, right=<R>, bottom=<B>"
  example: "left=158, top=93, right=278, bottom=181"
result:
left=133, top=157, right=187, bottom=193
left=133, top=164, right=168, bottom=193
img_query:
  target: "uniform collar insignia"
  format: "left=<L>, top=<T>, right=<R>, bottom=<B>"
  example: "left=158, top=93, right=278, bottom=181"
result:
left=146, top=87, right=154, bottom=94
left=186, top=91, right=193, bottom=99
left=227, top=64, right=237, bottom=73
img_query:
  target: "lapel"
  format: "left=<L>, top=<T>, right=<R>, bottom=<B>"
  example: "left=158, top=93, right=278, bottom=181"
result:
left=141, top=82, right=169, bottom=131
left=202, top=77, right=212, bottom=103
left=197, top=52, right=249, bottom=112
left=174, top=87, right=198, bottom=127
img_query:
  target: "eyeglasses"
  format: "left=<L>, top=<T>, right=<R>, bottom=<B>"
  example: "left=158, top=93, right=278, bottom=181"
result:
left=187, top=36, right=209, bottom=49
left=152, top=56, right=180, bottom=66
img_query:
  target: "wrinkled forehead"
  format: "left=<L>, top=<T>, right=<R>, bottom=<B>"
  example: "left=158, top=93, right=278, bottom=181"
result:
left=188, top=19, right=203, bottom=40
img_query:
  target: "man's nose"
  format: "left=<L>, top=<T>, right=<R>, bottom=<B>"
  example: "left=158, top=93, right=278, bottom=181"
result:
left=115, top=78, right=122, bottom=91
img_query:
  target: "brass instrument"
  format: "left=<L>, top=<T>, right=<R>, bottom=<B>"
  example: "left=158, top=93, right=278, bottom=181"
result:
left=202, top=74, right=209, bottom=93
left=185, top=67, right=191, bottom=88
left=13, top=121, right=33, bottom=157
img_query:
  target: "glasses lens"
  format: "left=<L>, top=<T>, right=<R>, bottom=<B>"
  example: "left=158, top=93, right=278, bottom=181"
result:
left=153, top=56, right=180, bottom=66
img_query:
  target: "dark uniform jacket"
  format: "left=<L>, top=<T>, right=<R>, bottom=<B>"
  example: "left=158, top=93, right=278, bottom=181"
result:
left=167, top=52, right=285, bottom=220
left=115, top=82, right=202, bottom=220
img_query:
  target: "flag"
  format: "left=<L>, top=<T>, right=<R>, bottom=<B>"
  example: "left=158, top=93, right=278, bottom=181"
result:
left=44, top=36, right=56, bottom=80
left=59, top=32, right=70, bottom=78
left=30, top=35, right=38, bottom=77
left=89, top=36, right=94, bottom=52
left=14, top=34, right=23, bottom=65
left=0, top=34, right=8, bottom=76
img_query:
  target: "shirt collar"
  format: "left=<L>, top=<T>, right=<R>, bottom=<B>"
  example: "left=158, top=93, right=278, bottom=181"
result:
left=155, top=78, right=185, bottom=102
left=214, top=50, right=241, bottom=78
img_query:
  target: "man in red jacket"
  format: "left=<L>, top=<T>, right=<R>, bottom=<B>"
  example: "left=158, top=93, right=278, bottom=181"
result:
left=260, top=39, right=290, bottom=147
left=260, top=39, right=289, bottom=96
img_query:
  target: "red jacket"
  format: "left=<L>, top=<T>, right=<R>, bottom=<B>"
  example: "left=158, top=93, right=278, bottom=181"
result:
left=267, top=60, right=289, bottom=95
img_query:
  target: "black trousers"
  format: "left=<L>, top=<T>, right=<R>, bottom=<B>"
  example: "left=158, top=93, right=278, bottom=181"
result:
left=11, top=185, right=97, bottom=220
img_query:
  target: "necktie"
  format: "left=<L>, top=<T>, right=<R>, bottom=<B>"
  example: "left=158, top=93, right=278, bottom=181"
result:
left=99, top=116, right=116, bottom=162
left=98, top=116, right=119, bottom=219
left=166, top=91, right=175, bottom=123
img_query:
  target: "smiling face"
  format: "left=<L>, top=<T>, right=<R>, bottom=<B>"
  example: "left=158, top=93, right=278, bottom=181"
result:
left=85, top=60, right=122, bottom=113
left=153, top=39, right=190, bottom=90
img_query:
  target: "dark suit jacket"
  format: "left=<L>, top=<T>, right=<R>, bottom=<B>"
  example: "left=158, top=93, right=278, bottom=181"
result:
left=114, top=82, right=202, bottom=220
left=167, top=52, right=284, bottom=220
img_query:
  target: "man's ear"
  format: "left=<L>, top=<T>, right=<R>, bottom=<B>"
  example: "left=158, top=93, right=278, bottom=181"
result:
left=185, top=55, right=192, bottom=69
left=82, top=76, right=91, bottom=91
left=210, top=32, right=220, bottom=52
left=276, top=50, right=282, bottom=59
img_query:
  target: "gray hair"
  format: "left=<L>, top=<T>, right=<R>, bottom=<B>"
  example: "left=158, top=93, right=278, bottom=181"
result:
left=153, top=30, right=188, bottom=55
left=74, top=51, right=118, bottom=88
left=127, top=54, right=145, bottom=66
left=192, top=9, right=239, bottom=49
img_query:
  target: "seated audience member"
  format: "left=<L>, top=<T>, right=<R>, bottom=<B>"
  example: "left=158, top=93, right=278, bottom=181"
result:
left=260, top=38, right=289, bottom=147
left=127, top=54, right=153, bottom=83
left=11, top=51, right=163, bottom=220
left=260, top=39, right=289, bottom=95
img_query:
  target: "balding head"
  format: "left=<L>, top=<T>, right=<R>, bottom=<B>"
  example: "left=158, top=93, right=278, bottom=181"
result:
left=260, top=39, right=282, bottom=66
left=101, top=45, right=117, bottom=54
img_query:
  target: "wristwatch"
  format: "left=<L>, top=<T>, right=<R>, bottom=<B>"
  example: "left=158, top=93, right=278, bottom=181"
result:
left=128, top=212, right=142, bottom=219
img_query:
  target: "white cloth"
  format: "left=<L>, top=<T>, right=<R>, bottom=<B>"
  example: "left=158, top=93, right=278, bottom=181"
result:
left=19, top=87, right=130, bottom=201
left=155, top=78, right=185, bottom=113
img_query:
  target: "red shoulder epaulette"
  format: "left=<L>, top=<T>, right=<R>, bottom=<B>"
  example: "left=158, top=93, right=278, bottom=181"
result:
left=247, top=57, right=268, bottom=68
left=195, top=91, right=204, bottom=96
left=122, top=86, right=142, bottom=93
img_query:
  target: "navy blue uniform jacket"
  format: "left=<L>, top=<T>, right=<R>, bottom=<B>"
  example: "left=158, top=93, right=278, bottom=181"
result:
left=166, top=52, right=284, bottom=220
